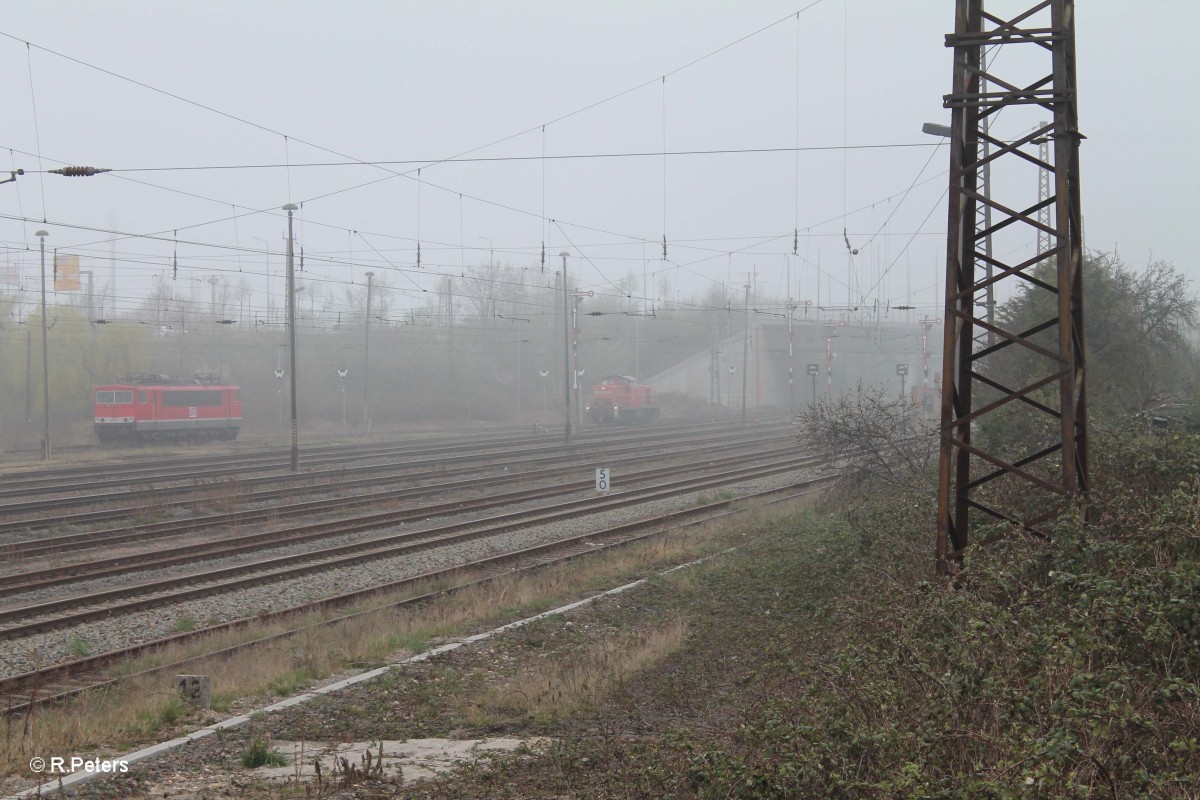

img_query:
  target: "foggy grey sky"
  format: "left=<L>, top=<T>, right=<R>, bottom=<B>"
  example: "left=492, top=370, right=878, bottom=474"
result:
left=1, top=1, right=1195, bottom=327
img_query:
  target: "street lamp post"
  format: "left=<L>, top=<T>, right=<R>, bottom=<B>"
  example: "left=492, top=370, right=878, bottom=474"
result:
left=741, top=281, right=751, bottom=426
left=364, top=271, right=375, bottom=427
left=923, top=120, right=993, bottom=343
left=284, top=204, right=299, bottom=471
left=35, top=230, right=50, bottom=460
left=560, top=252, right=571, bottom=444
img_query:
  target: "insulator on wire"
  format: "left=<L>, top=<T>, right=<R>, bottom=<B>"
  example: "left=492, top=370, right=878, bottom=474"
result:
left=662, top=235, right=667, bottom=261
left=417, top=242, right=421, bottom=268
left=793, top=228, right=798, bottom=256
left=49, top=166, right=111, bottom=177
left=541, top=242, right=545, bottom=271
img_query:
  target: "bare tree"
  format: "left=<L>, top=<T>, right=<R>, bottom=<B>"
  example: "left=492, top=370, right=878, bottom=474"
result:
left=798, top=382, right=937, bottom=495
left=342, top=276, right=393, bottom=325
left=140, top=275, right=174, bottom=327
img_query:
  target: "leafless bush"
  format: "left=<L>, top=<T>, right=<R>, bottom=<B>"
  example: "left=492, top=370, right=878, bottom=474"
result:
left=797, top=381, right=937, bottom=499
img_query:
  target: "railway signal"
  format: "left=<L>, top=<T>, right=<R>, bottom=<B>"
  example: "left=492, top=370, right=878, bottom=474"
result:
left=575, top=369, right=586, bottom=426
left=337, top=368, right=349, bottom=426
left=273, top=368, right=285, bottom=434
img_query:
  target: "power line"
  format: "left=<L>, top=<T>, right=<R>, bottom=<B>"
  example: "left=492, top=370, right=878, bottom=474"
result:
left=1, top=5, right=931, bottom=283
left=0, top=1, right=831, bottom=222
left=24, top=142, right=941, bottom=174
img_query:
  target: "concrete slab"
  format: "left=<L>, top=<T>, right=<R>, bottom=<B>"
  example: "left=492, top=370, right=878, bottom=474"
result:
left=254, top=737, right=551, bottom=784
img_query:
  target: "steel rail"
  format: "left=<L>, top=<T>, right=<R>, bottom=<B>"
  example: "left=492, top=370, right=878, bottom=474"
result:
left=0, top=430, right=532, bottom=490
left=1, top=476, right=831, bottom=716
left=0, top=455, right=820, bottom=639
left=0, top=419, right=740, bottom=490
left=0, top=425, right=790, bottom=543
left=0, top=443, right=813, bottom=595
left=0, top=422, right=789, bottom=511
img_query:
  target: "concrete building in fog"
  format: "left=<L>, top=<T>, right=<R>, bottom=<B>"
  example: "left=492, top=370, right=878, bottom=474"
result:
left=647, top=317, right=944, bottom=416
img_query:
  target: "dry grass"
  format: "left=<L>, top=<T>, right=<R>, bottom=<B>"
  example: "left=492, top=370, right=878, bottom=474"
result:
left=0, top=495, right=813, bottom=778
left=463, top=620, right=690, bottom=724
left=190, top=477, right=250, bottom=513
left=129, top=489, right=174, bottom=525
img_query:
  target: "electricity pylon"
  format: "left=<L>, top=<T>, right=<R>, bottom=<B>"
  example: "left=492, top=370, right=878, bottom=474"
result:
left=936, top=0, right=1087, bottom=575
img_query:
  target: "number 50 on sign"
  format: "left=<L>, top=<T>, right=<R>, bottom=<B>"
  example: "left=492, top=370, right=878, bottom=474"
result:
left=596, top=468, right=610, bottom=493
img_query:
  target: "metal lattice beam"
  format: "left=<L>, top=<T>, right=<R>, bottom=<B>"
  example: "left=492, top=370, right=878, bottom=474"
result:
left=935, top=0, right=1087, bottom=575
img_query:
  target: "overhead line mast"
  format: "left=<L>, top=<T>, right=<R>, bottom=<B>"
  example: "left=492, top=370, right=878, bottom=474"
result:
left=935, top=0, right=1087, bottom=575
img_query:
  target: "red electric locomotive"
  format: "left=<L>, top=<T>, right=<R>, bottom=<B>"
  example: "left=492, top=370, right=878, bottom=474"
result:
left=93, top=374, right=242, bottom=444
left=585, top=375, right=659, bottom=425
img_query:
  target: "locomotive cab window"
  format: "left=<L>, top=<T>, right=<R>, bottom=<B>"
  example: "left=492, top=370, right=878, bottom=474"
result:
left=162, top=390, right=223, bottom=407
left=138, top=390, right=147, bottom=404
left=96, top=390, right=133, bottom=404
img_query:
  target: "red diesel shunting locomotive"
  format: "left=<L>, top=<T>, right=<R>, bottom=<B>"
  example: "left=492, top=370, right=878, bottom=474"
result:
left=93, top=374, right=242, bottom=443
left=585, top=374, right=659, bottom=425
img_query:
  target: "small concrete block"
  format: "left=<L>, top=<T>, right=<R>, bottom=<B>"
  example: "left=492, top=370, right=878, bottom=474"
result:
left=175, top=674, right=211, bottom=709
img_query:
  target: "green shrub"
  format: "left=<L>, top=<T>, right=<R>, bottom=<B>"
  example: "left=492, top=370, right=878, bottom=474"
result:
left=241, top=738, right=288, bottom=768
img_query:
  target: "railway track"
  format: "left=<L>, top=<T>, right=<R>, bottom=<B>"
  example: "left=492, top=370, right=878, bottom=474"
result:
left=0, top=419, right=747, bottom=494
left=0, top=475, right=832, bottom=717
left=0, top=425, right=534, bottom=474
left=0, top=451, right=822, bottom=638
left=0, top=421, right=790, bottom=518
left=0, top=424, right=792, bottom=543
left=0, top=441, right=812, bottom=594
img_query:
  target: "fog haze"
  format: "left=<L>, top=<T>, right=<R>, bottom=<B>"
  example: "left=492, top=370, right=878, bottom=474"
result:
left=0, top=1, right=1194, bottom=326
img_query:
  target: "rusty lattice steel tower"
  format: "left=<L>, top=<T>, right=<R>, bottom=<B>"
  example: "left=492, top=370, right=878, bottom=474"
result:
left=935, top=0, right=1087, bottom=574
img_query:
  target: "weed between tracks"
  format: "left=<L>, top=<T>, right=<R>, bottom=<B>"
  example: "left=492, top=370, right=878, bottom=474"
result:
left=190, top=477, right=249, bottom=514
left=0, top=498, right=810, bottom=780
left=129, top=489, right=173, bottom=525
